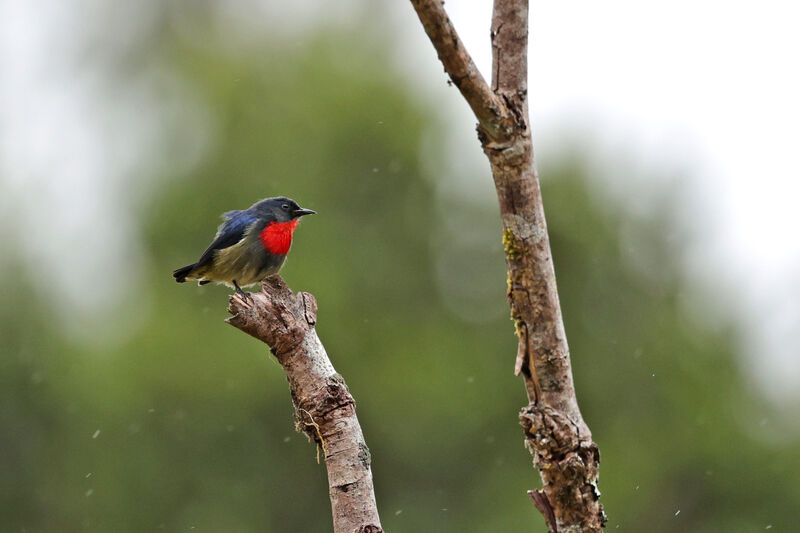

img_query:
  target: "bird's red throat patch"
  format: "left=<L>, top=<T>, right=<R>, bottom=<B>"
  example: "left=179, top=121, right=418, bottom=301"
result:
left=259, top=220, right=299, bottom=255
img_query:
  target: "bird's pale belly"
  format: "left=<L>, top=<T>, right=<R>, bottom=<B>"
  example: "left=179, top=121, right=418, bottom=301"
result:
left=197, top=238, right=287, bottom=287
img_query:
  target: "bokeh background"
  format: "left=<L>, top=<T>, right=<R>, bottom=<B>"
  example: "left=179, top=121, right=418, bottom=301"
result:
left=2, top=1, right=799, bottom=532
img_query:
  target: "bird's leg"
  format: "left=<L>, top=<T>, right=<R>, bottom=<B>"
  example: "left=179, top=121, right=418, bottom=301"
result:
left=233, top=280, right=252, bottom=302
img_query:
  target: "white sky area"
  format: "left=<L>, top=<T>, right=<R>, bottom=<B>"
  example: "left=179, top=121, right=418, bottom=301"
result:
left=1, top=1, right=798, bottom=403
left=441, top=1, right=800, bottom=404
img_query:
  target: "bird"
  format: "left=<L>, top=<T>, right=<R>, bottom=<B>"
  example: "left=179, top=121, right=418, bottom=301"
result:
left=173, top=196, right=315, bottom=297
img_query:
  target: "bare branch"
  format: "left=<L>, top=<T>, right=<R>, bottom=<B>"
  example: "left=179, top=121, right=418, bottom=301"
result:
left=227, top=276, right=383, bottom=533
left=411, top=0, right=606, bottom=530
left=410, top=0, right=514, bottom=141
left=491, top=0, right=529, bottom=99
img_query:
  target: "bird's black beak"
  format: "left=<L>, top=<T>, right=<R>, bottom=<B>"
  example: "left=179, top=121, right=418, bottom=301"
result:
left=293, top=207, right=316, bottom=218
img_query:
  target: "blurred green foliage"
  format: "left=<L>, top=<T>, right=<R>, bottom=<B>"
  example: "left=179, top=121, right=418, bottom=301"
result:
left=2, top=6, right=799, bottom=533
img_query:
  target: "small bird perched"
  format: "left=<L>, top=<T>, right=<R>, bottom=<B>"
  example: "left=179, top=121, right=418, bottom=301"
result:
left=173, top=196, right=315, bottom=297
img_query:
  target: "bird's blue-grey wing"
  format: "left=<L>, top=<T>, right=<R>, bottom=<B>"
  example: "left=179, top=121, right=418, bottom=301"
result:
left=222, top=210, right=243, bottom=221
left=195, top=210, right=260, bottom=268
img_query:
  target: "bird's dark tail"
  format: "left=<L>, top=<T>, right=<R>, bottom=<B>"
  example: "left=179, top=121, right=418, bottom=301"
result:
left=173, top=264, right=196, bottom=283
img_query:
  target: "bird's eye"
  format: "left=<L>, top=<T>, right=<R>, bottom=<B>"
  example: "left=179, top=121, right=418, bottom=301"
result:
left=281, top=204, right=289, bottom=210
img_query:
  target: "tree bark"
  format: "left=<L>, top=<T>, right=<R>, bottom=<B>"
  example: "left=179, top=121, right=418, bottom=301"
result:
left=226, top=276, right=383, bottom=533
left=410, top=0, right=605, bottom=530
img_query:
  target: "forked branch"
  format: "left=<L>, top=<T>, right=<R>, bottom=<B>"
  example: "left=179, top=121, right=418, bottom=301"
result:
left=410, top=0, right=605, bottom=530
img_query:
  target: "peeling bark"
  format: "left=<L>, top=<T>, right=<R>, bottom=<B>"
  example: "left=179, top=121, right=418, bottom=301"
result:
left=410, top=0, right=605, bottom=529
left=227, top=276, right=383, bottom=533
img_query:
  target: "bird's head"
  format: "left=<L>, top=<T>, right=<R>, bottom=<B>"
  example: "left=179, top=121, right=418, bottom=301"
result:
left=252, top=196, right=316, bottom=223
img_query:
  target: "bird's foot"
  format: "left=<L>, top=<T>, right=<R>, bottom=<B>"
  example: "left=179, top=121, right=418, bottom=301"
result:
left=233, top=280, right=253, bottom=303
